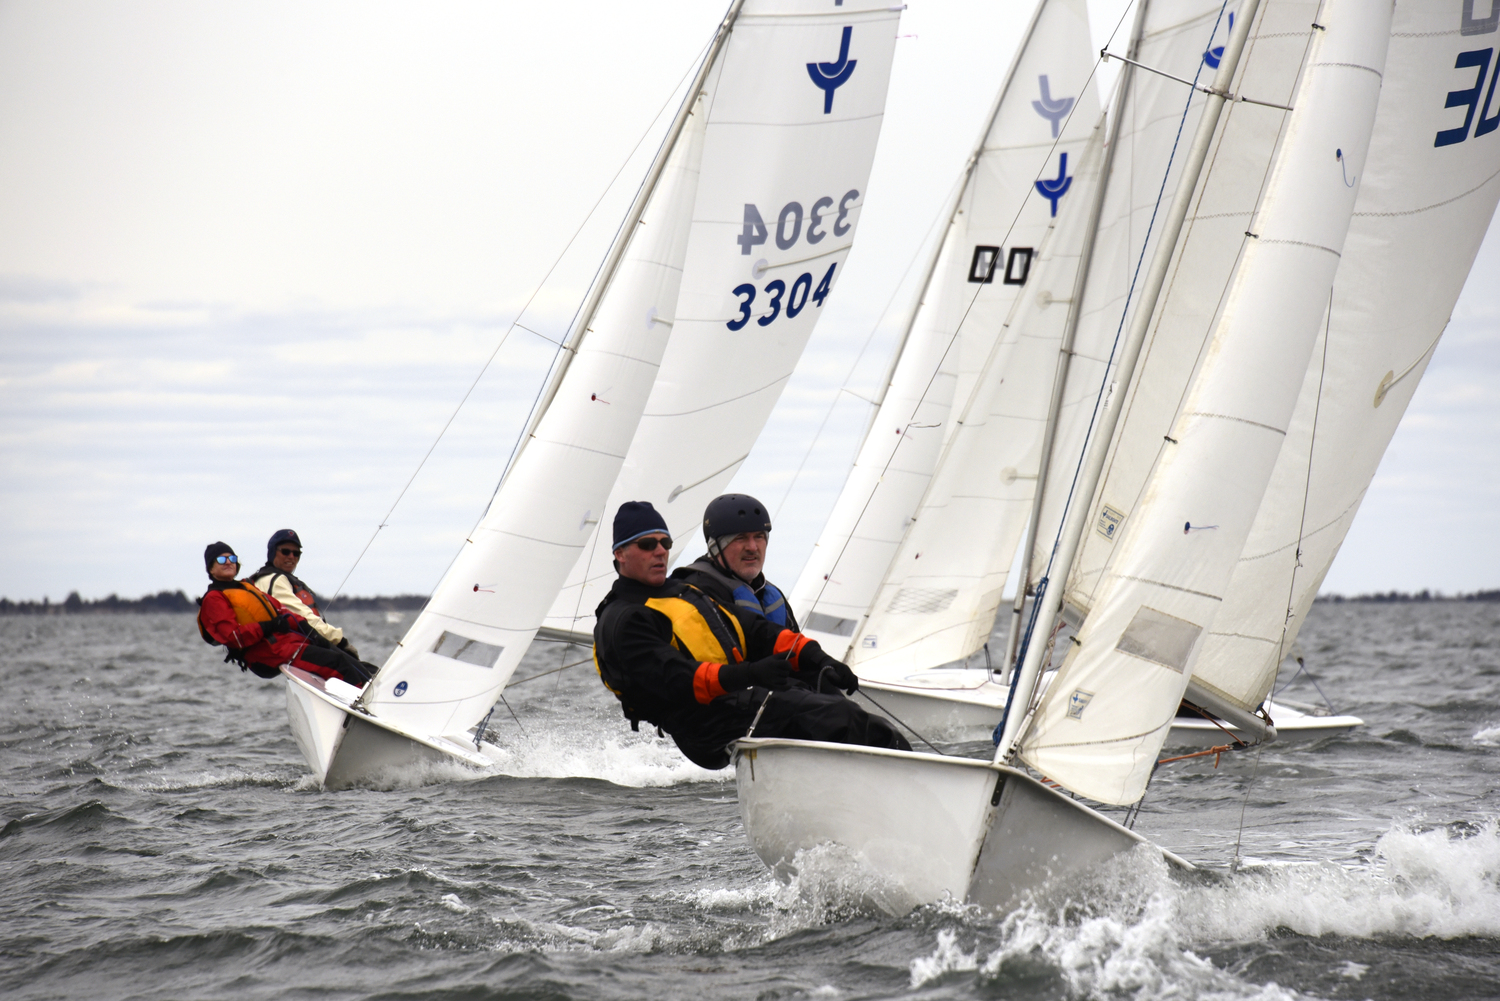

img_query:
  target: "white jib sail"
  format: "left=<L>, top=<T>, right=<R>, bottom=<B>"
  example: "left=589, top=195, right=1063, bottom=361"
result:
left=849, top=119, right=1108, bottom=675
left=789, top=0, right=1101, bottom=659
left=1190, top=1, right=1500, bottom=714
left=541, top=2, right=903, bottom=639
left=1018, top=0, right=1391, bottom=806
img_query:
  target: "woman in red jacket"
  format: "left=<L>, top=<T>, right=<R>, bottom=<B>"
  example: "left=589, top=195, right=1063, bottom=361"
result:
left=197, top=542, right=375, bottom=686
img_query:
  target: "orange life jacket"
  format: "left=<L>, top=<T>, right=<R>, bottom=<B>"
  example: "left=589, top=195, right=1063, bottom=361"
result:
left=197, top=580, right=277, bottom=648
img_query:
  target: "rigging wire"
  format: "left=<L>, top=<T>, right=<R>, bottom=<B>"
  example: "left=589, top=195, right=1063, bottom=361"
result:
left=1003, top=0, right=1232, bottom=687
left=322, top=37, right=714, bottom=611
left=800, top=4, right=1135, bottom=622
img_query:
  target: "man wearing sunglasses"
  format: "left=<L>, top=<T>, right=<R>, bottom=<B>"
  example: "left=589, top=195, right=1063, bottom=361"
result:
left=196, top=542, right=375, bottom=687
left=593, top=501, right=909, bottom=770
left=248, top=529, right=362, bottom=659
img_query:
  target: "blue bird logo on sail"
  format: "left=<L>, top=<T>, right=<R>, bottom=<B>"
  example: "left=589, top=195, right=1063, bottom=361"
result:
left=1031, top=75, right=1074, bottom=138
left=1204, top=11, right=1234, bottom=69
left=807, top=26, right=857, bottom=114
left=1035, top=152, right=1072, bottom=216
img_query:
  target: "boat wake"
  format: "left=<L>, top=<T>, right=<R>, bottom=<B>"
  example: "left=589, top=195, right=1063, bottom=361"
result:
left=904, top=819, right=1500, bottom=997
left=481, top=719, right=723, bottom=787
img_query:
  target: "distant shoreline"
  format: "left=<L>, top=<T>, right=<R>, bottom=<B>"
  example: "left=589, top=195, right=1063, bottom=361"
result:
left=0, top=591, right=430, bottom=615
left=1, top=588, right=1496, bottom=615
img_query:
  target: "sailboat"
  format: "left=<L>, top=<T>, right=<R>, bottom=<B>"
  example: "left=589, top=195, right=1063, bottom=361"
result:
left=736, top=0, right=1499, bottom=912
left=281, top=0, right=904, bottom=789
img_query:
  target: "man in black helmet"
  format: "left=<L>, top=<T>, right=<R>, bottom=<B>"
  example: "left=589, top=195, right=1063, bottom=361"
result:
left=673, top=493, right=798, bottom=631
left=593, top=500, right=910, bottom=770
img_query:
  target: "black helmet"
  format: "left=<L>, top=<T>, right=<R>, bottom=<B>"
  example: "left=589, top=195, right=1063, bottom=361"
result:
left=703, top=494, right=771, bottom=542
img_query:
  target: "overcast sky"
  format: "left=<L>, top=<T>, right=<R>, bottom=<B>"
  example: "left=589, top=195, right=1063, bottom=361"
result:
left=1, top=0, right=1496, bottom=605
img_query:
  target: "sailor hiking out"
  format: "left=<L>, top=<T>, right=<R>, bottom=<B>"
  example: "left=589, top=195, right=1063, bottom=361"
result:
left=673, top=493, right=798, bottom=630
left=248, top=528, right=363, bottom=660
left=196, top=542, right=377, bottom=688
left=592, top=502, right=909, bottom=769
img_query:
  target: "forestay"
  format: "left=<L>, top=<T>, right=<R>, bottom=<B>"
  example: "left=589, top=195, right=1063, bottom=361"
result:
left=1018, top=0, right=1391, bottom=805
left=542, top=2, right=902, bottom=639
left=789, top=0, right=1100, bottom=660
left=1190, top=1, right=1500, bottom=714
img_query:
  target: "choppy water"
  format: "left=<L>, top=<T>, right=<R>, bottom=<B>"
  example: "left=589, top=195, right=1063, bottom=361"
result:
left=2, top=600, right=1498, bottom=1000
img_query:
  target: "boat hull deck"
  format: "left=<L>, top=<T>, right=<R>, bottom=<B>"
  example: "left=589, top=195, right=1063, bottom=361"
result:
left=734, top=737, right=1186, bottom=913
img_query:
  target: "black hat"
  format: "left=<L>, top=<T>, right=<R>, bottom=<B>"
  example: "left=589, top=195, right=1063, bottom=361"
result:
left=267, top=528, right=302, bottom=562
left=612, top=501, right=670, bottom=550
left=702, top=493, right=771, bottom=541
left=204, top=541, right=236, bottom=575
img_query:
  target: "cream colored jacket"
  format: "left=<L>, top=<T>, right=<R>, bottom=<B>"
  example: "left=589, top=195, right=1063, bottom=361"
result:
left=250, top=571, right=344, bottom=646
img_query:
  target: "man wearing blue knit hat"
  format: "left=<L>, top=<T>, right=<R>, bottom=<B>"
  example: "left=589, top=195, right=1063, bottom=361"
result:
left=592, top=500, right=909, bottom=769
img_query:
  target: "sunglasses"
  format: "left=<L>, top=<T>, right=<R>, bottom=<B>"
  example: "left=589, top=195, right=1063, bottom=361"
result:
left=631, top=536, right=672, bottom=552
left=278, top=547, right=302, bottom=557
left=214, top=555, right=239, bottom=565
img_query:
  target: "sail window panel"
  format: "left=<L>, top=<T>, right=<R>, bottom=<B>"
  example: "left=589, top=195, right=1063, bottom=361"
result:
left=804, top=612, right=857, bottom=637
left=431, top=631, right=504, bottom=669
left=1113, top=606, right=1201, bottom=673
left=885, top=587, right=960, bottom=615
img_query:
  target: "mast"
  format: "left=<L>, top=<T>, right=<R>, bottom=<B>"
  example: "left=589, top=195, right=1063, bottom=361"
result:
left=995, top=0, right=1263, bottom=762
left=1002, top=0, right=1150, bottom=672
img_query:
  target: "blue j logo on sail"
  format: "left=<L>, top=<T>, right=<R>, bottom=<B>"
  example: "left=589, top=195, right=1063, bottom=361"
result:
left=1031, top=75, right=1074, bottom=138
left=1204, top=11, right=1234, bottom=68
left=1035, top=153, right=1072, bottom=216
left=807, top=26, right=857, bottom=114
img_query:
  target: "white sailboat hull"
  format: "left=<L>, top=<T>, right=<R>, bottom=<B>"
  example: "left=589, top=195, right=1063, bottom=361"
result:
left=856, top=674, right=1361, bottom=746
left=282, top=667, right=496, bottom=790
left=734, top=738, right=1186, bottom=913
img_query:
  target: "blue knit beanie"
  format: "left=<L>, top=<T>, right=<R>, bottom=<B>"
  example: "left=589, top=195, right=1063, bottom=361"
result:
left=612, top=501, right=670, bottom=550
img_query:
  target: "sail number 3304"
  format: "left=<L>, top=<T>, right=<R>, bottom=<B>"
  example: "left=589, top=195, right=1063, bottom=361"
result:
left=727, top=264, right=836, bottom=331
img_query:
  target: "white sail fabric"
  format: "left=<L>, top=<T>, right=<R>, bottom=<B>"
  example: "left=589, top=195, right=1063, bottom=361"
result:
left=542, top=2, right=902, bottom=638
left=850, top=120, right=1107, bottom=675
left=789, top=0, right=1101, bottom=658
left=359, top=94, right=711, bottom=738
left=1191, top=2, right=1500, bottom=714
left=1019, top=0, right=1391, bottom=805
left=1024, top=0, right=1239, bottom=600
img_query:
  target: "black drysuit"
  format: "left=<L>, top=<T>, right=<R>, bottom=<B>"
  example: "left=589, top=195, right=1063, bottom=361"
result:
left=593, top=576, right=908, bottom=769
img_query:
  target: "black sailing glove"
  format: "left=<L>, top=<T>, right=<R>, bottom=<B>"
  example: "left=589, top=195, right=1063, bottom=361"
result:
left=338, top=637, right=361, bottom=660
left=799, top=641, right=858, bottom=694
left=718, top=658, right=793, bottom=692
left=261, top=612, right=294, bottom=637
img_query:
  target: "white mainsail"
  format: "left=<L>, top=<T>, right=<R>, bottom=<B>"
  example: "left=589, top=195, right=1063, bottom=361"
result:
left=1017, top=0, right=1392, bottom=805
left=540, top=3, right=903, bottom=639
left=788, top=0, right=1102, bottom=659
left=1190, top=1, right=1500, bottom=714
left=358, top=0, right=901, bottom=744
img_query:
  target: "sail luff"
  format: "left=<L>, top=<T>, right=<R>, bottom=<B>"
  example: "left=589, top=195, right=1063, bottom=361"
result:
left=503, top=0, right=747, bottom=479
left=1003, top=0, right=1152, bottom=671
left=994, top=0, right=1264, bottom=763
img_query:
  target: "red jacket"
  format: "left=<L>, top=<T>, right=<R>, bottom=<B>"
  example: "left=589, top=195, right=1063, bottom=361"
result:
left=198, top=582, right=313, bottom=673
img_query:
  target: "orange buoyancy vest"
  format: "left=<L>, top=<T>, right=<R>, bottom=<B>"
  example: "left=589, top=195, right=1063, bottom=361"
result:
left=197, top=579, right=278, bottom=648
